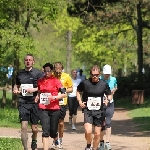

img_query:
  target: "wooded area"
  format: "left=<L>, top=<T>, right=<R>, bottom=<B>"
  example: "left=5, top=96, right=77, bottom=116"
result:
left=0, top=0, right=150, bottom=107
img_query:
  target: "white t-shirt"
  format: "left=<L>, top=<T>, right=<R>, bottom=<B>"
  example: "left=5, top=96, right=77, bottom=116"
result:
left=68, top=78, right=81, bottom=97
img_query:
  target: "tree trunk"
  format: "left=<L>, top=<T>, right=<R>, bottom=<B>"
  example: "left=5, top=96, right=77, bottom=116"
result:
left=137, top=1, right=143, bottom=82
left=1, top=86, right=7, bottom=108
left=11, top=51, right=19, bottom=108
left=66, top=30, right=72, bottom=74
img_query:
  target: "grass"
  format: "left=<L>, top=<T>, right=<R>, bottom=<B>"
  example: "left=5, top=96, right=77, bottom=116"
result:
left=0, top=137, right=22, bottom=150
left=0, top=90, right=20, bottom=128
left=115, top=97, right=150, bottom=131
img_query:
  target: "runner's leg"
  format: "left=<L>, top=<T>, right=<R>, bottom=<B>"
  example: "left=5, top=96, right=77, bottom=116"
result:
left=21, top=121, right=28, bottom=150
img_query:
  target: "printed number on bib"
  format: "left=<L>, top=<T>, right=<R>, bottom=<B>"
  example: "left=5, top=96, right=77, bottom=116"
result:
left=87, top=97, right=101, bottom=110
left=21, top=84, right=33, bottom=96
left=40, top=93, right=51, bottom=105
left=59, top=98, right=64, bottom=105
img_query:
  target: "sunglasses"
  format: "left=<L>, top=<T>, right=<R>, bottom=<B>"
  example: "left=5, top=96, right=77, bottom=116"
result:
left=91, top=74, right=99, bottom=77
left=73, top=72, right=77, bottom=74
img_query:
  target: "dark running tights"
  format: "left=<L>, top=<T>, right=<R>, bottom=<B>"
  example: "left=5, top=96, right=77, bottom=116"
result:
left=68, top=96, right=79, bottom=117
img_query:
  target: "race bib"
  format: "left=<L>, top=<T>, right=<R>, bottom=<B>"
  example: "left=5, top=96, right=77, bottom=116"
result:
left=87, top=97, right=101, bottom=110
left=40, top=93, right=51, bottom=105
left=21, top=84, right=33, bottom=96
left=59, top=98, right=64, bottom=105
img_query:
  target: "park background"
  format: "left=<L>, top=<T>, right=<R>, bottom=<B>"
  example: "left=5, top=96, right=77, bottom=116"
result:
left=0, top=0, right=150, bottom=149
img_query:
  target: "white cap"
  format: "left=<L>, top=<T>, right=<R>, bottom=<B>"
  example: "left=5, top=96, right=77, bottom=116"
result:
left=103, top=64, right=111, bottom=74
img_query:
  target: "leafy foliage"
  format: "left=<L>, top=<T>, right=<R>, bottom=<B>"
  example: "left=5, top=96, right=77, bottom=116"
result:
left=0, top=138, right=22, bottom=150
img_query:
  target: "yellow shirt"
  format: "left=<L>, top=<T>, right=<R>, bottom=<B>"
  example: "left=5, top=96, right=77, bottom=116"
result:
left=56, top=72, right=73, bottom=105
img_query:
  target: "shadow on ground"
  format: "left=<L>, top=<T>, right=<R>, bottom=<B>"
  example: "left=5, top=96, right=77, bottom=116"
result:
left=63, top=108, right=150, bottom=138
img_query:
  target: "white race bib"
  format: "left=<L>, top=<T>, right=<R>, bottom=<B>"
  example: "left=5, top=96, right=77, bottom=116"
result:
left=40, top=93, right=51, bottom=105
left=21, top=84, right=33, bottom=96
left=59, top=98, right=64, bottom=105
left=87, top=97, right=101, bottom=110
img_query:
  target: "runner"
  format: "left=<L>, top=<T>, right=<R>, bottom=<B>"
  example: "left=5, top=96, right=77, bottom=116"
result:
left=77, top=69, right=86, bottom=81
left=13, top=54, right=43, bottom=150
left=35, top=62, right=67, bottom=150
left=53, top=62, right=73, bottom=149
left=99, top=64, right=117, bottom=150
left=76, top=65, right=112, bottom=150
left=68, top=69, right=81, bottom=130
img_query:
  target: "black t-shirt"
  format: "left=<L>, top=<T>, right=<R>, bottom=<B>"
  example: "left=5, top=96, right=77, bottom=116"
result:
left=77, top=78, right=111, bottom=110
left=16, top=68, right=43, bottom=103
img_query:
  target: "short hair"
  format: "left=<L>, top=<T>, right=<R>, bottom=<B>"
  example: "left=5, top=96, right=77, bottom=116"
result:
left=71, top=69, right=77, bottom=73
left=90, top=65, right=100, bottom=74
left=43, top=63, right=53, bottom=70
left=24, top=54, right=34, bottom=60
left=54, top=62, right=64, bottom=69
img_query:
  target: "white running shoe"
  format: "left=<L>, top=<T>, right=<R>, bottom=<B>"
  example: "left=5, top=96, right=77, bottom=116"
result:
left=52, top=139, right=60, bottom=149
left=58, top=138, right=63, bottom=149
left=105, top=142, right=111, bottom=150
left=99, top=141, right=104, bottom=150
left=72, top=124, right=76, bottom=130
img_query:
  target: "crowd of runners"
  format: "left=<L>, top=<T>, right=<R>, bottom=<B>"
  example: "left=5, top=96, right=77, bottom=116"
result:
left=13, top=54, right=117, bottom=150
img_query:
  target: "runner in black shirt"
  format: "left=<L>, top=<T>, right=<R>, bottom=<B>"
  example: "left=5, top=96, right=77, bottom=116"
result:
left=76, top=65, right=112, bottom=150
left=13, top=54, right=43, bottom=150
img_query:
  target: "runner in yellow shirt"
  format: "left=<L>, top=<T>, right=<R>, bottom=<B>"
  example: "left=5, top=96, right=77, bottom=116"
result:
left=52, top=62, right=73, bottom=149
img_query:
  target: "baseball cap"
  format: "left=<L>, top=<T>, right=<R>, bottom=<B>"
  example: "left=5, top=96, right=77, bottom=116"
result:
left=103, top=64, right=111, bottom=74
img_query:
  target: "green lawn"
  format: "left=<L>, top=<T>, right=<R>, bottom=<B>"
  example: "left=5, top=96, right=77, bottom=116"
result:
left=115, top=97, right=150, bottom=131
left=0, top=137, right=22, bottom=150
left=0, top=90, right=20, bottom=128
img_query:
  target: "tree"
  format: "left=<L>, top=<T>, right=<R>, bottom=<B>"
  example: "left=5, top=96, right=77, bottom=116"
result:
left=52, top=7, right=82, bottom=73
left=0, top=0, right=65, bottom=107
left=67, top=0, right=150, bottom=80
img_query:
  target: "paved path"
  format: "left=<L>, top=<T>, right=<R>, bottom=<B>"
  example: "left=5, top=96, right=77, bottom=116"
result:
left=0, top=108, right=150, bottom=150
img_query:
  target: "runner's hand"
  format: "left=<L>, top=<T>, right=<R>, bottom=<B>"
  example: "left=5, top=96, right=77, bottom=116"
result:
left=79, top=101, right=86, bottom=108
left=47, top=94, right=54, bottom=100
left=103, top=99, right=109, bottom=106
left=35, top=95, right=39, bottom=103
left=13, top=89, right=20, bottom=94
left=111, top=89, right=115, bottom=95
left=26, top=88, right=34, bottom=93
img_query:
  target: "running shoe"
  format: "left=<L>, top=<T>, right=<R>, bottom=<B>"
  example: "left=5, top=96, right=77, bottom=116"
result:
left=105, top=142, right=111, bottom=150
left=31, top=141, right=37, bottom=150
left=99, top=141, right=104, bottom=150
left=58, top=138, right=63, bottom=149
left=52, top=139, right=60, bottom=149
left=72, top=124, right=76, bottom=130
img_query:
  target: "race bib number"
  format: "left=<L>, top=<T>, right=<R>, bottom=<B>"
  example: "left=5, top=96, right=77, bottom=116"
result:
left=59, top=98, right=64, bottom=105
left=40, top=93, right=51, bottom=105
left=87, top=97, right=101, bottom=110
left=21, top=84, right=33, bottom=96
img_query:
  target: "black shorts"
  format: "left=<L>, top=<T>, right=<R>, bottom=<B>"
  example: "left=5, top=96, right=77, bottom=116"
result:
left=18, top=102, right=39, bottom=124
left=83, top=109, right=103, bottom=127
left=59, top=105, right=67, bottom=120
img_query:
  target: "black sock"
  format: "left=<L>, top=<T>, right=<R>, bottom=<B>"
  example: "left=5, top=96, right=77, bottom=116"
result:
left=100, top=140, right=104, bottom=143
left=32, top=140, right=37, bottom=143
left=87, top=144, right=91, bottom=148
